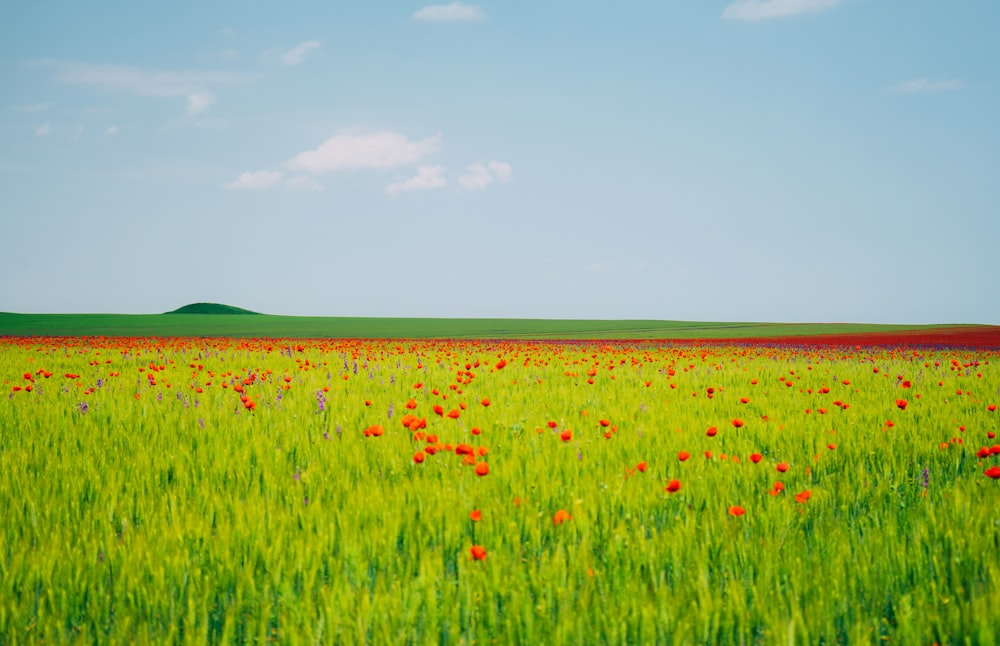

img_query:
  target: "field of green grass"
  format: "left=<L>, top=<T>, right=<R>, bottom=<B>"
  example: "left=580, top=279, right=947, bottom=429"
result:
left=0, top=310, right=981, bottom=340
left=2, top=335, right=999, bottom=643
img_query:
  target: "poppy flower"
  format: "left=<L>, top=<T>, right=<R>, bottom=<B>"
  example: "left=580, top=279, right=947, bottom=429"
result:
left=599, top=419, right=611, bottom=427
left=665, top=479, right=682, bottom=493
left=728, top=506, right=746, bottom=517
left=794, top=490, right=811, bottom=504
left=471, top=427, right=482, bottom=435
left=433, top=405, right=445, bottom=416
left=678, top=451, right=690, bottom=462
left=447, top=409, right=461, bottom=419
left=481, top=398, right=491, bottom=407
left=896, top=399, right=908, bottom=411
left=560, top=429, right=572, bottom=442
left=776, top=462, right=789, bottom=473
left=553, top=509, right=572, bottom=525
left=455, top=443, right=475, bottom=456
left=989, top=404, right=998, bottom=412
left=405, top=398, right=418, bottom=410
left=636, top=461, right=647, bottom=473
left=474, top=462, right=489, bottom=476
left=749, top=453, right=763, bottom=463
left=977, top=447, right=990, bottom=458
left=985, top=466, right=1000, bottom=479
left=470, top=545, right=487, bottom=561
left=732, top=418, right=744, bottom=428
left=469, top=509, right=482, bottom=521
left=706, top=426, right=718, bottom=437
left=413, top=452, right=426, bottom=464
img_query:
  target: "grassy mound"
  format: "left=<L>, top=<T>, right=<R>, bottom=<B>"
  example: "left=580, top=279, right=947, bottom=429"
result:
left=165, top=303, right=260, bottom=315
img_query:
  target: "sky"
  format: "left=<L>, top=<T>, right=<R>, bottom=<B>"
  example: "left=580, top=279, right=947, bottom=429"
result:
left=1, top=0, right=998, bottom=324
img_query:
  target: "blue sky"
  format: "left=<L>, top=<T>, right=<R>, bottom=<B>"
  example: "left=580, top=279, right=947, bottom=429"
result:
left=2, top=0, right=998, bottom=323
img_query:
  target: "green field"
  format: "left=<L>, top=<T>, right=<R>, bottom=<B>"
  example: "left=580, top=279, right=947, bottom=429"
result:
left=0, top=311, right=978, bottom=339
left=3, top=335, right=999, bottom=644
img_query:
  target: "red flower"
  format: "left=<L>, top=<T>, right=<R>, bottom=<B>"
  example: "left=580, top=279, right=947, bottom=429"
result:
left=413, top=452, right=426, bottom=464
left=896, top=399, right=908, bottom=411
left=481, top=398, right=491, bottom=407
left=636, top=461, right=647, bottom=473
left=985, top=466, right=1000, bottom=479
left=749, top=453, right=763, bottom=464
left=678, top=451, right=690, bottom=462
left=706, top=426, right=718, bottom=437
left=732, top=418, right=744, bottom=428
left=553, top=509, right=572, bottom=526
left=988, top=404, right=998, bottom=412
left=665, top=479, right=682, bottom=493
left=469, top=509, right=482, bottom=521
left=560, top=429, right=572, bottom=442
left=470, top=545, right=487, bottom=561
left=728, top=506, right=746, bottom=517
left=474, top=462, right=489, bottom=476
left=776, top=462, right=789, bottom=473
left=794, top=490, right=811, bottom=504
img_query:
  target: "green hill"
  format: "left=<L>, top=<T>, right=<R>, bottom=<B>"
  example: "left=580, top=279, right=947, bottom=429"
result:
left=165, top=303, right=260, bottom=315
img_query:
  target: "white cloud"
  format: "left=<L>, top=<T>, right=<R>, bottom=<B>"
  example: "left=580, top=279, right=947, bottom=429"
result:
left=106, top=125, right=118, bottom=135
left=35, top=122, right=51, bottom=136
left=280, top=40, right=321, bottom=66
left=225, top=170, right=284, bottom=190
left=286, top=131, right=442, bottom=174
left=221, top=48, right=240, bottom=61
left=283, top=175, right=324, bottom=191
left=38, top=60, right=253, bottom=97
left=722, top=0, right=843, bottom=21
left=487, top=160, right=512, bottom=182
left=186, top=92, right=215, bottom=115
left=412, top=2, right=487, bottom=22
left=458, top=160, right=512, bottom=191
left=20, top=102, right=52, bottom=113
left=386, top=165, right=447, bottom=195
left=887, top=78, right=963, bottom=94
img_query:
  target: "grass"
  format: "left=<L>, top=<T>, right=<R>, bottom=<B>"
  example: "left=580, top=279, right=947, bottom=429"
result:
left=0, top=310, right=982, bottom=339
left=2, top=335, right=999, bottom=643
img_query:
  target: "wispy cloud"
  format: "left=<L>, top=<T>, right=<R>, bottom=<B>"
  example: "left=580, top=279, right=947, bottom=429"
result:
left=225, top=170, right=284, bottom=190
left=105, top=125, right=118, bottom=136
left=458, top=160, right=512, bottom=191
left=286, top=131, right=442, bottom=174
left=262, top=41, right=322, bottom=66
left=412, top=2, right=487, bottom=22
left=18, top=102, right=52, bottom=113
left=37, top=60, right=253, bottom=97
left=35, top=122, right=51, bottom=136
left=887, top=78, right=963, bottom=94
left=386, top=166, right=447, bottom=195
left=224, top=170, right=323, bottom=191
left=722, top=0, right=843, bottom=21
left=186, top=92, right=215, bottom=115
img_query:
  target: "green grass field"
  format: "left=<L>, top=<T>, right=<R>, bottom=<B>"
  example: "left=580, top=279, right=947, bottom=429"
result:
left=0, top=310, right=980, bottom=339
left=2, top=335, right=999, bottom=643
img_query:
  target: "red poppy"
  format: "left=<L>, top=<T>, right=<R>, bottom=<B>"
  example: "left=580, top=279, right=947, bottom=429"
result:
left=469, top=509, right=482, bottom=521
left=455, top=443, right=475, bottom=456
left=447, top=409, right=461, bottom=419
left=732, top=418, right=744, bottom=428
left=413, top=452, right=426, bottom=464
left=988, top=404, right=998, bottom=412
left=794, top=490, right=811, bottom=504
left=678, top=451, right=690, bottom=462
left=665, top=479, right=682, bottom=493
left=474, top=462, right=489, bottom=476
left=749, top=453, right=763, bottom=463
left=471, top=427, right=482, bottom=435
left=560, top=429, right=572, bottom=442
left=433, top=404, right=445, bottom=416
left=706, top=426, right=718, bottom=437
left=776, top=462, right=789, bottom=473
left=470, top=545, right=487, bottom=560
left=984, top=466, right=1000, bottom=479
left=896, top=399, right=908, bottom=411
left=553, top=509, right=572, bottom=525
left=481, top=398, right=491, bottom=407
left=636, top=461, right=647, bottom=473
left=599, top=419, right=611, bottom=427
left=728, top=506, right=746, bottom=517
